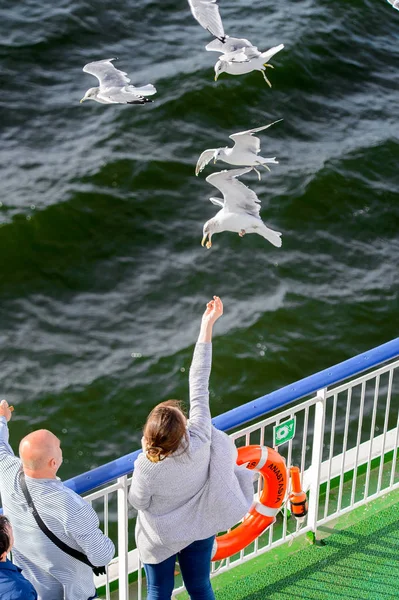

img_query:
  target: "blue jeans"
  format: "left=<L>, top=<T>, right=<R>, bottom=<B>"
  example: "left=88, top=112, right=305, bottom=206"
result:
left=144, top=536, right=215, bottom=600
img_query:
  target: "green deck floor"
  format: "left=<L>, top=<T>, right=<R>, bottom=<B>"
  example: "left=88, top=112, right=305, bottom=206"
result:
left=207, top=488, right=399, bottom=600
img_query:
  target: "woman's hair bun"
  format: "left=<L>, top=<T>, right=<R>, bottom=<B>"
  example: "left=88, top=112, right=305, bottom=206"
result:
left=145, top=446, right=165, bottom=463
left=143, top=399, right=188, bottom=462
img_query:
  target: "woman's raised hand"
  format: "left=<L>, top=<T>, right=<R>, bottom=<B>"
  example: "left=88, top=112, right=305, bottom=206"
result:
left=202, top=296, right=223, bottom=325
left=198, top=296, right=223, bottom=342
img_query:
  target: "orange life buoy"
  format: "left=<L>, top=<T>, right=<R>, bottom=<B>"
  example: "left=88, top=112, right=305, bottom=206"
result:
left=212, top=445, right=288, bottom=561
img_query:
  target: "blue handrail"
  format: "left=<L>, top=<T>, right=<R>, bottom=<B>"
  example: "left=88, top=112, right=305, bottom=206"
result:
left=65, top=337, right=399, bottom=495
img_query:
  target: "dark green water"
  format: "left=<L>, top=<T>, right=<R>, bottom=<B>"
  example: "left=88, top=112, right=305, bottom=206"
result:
left=0, top=0, right=398, bottom=480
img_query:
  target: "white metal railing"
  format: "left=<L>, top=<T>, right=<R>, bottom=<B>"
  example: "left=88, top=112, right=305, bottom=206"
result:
left=82, top=353, right=399, bottom=599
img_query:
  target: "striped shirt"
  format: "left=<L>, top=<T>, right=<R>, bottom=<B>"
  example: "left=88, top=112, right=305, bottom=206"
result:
left=0, top=417, right=115, bottom=600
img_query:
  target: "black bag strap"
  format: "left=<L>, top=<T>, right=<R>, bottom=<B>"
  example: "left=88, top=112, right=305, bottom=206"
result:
left=20, top=471, right=105, bottom=576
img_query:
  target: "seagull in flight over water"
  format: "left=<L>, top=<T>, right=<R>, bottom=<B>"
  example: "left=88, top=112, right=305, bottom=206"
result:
left=196, top=120, right=282, bottom=180
left=80, top=59, right=157, bottom=105
left=187, top=0, right=284, bottom=85
left=201, top=167, right=282, bottom=249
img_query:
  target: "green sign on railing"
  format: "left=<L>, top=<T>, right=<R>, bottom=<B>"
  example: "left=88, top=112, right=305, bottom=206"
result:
left=273, top=417, right=296, bottom=446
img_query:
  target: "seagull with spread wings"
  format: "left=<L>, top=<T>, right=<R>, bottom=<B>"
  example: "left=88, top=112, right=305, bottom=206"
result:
left=187, top=0, right=284, bottom=85
left=80, top=59, right=157, bottom=105
left=201, top=168, right=282, bottom=249
left=196, top=120, right=282, bottom=180
left=188, top=0, right=255, bottom=54
left=214, top=43, right=284, bottom=86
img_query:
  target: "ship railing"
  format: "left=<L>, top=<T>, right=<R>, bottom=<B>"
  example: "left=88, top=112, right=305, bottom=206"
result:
left=62, top=338, right=399, bottom=599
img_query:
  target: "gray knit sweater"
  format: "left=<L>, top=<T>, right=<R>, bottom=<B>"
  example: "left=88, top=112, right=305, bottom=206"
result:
left=128, top=342, right=254, bottom=564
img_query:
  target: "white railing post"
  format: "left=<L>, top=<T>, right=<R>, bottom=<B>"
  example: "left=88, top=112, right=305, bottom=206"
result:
left=307, top=388, right=326, bottom=541
left=117, top=475, right=129, bottom=600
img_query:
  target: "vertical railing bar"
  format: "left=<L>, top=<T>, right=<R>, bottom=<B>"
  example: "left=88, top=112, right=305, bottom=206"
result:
left=117, top=475, right=129, bottom=600
left=389, top=402, right=399, bottom=488
left=286, top=452, right=292, bottom=540
left=377, top=369, right=393, bottom=494
left=254, top=534, right=259, bottom=554
left=337, top=387, right=352, bottom=513
left=295, top=461, right=306, bottom=533
left=282, top=490, right=288, bottom=541
left=298, top=407, right=309, bottom=533
left=103, top=494, right=110, bottom=600
left=105, top=566, right=110, bottom=600
left=256, top=423, right=265, bottom=550
left=260, top=425, right=265, bottom=447
left=287, top=417, right=293, bottom=470
left=104, top=494, right=109, bottom=537
left=364, top=375, right=380, bottom=500
left=258, top=451, right=263, bottom=492
left=324, top=393, right=337, bottom=519
left=105, top=567, right=111, bottom=600
left=138, top=557, right=143, bottom=600
left=351, top=382, right=366, bottom=506
left=282, top=421, right=293, bottom=541
left=300, top=407, right=309, bottom=475
left=308, top=389, right=326, bottom=538
left=268, top=521, right=273, bottom=547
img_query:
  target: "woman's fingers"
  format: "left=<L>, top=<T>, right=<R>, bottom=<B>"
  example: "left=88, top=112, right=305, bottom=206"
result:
left=203, top=300, right=215, bottom=320
left=202, top=297, right=223, bottom=323
left=212, top=296, right=223, bottom=316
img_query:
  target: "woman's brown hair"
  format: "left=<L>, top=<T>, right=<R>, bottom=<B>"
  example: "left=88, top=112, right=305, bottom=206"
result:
left=143, top=400, right=187, bottom=463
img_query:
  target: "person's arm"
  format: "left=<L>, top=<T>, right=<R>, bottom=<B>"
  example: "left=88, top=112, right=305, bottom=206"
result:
left=188, top=296, right=223, bottom=440
left=128, top=457, right=152, bottom=511
left=0, top=400, right=19, bottom=465
left=67, top=502, right=115, bottom=567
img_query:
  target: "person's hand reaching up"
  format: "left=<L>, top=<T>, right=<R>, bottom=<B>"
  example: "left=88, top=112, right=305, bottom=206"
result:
left=199, top=296, right=223, bottom=342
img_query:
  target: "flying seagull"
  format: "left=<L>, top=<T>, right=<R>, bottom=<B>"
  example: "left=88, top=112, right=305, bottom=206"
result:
left=80, top=59, right=157, bottom=105
left=201, top=167, right=282, bottom=249
left=195, top=120, right=282, bottom=180
left=214, top=44, right=284, bottom=86
left=187, top=0, right=256, bottom=54
left=187, top=0, right=284, bottom=85
left=387, top=0, right=399, bottom=9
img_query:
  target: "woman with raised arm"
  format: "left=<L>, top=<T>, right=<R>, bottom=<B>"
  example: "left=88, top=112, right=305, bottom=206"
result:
left=129, top=296, right=254, bottom=600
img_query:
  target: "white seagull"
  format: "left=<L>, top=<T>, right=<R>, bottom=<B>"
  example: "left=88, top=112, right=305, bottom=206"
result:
left=187, top=0, right=284, bottom=85
left=214, top=44, right=284, bottom=87
left=201, top=168, right=282, bottom=249
left=80, top=59, right=157, bottom=105
left=188, top=0, right=255, bottom=54
left=387, top=0, right=399, bottom=9
left=195, top=120, right=282, bottom=180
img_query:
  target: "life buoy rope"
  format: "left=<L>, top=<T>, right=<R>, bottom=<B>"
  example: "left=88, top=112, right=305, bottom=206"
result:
left=212, top=444, right=288, bottom=561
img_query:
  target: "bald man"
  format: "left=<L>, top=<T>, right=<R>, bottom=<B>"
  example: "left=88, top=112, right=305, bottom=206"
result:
left=0, top=399, right=115, bottom=600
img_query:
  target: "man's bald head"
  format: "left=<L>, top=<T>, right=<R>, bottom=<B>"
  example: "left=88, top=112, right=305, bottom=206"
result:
left=19, top=430, right=63, bottom=477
